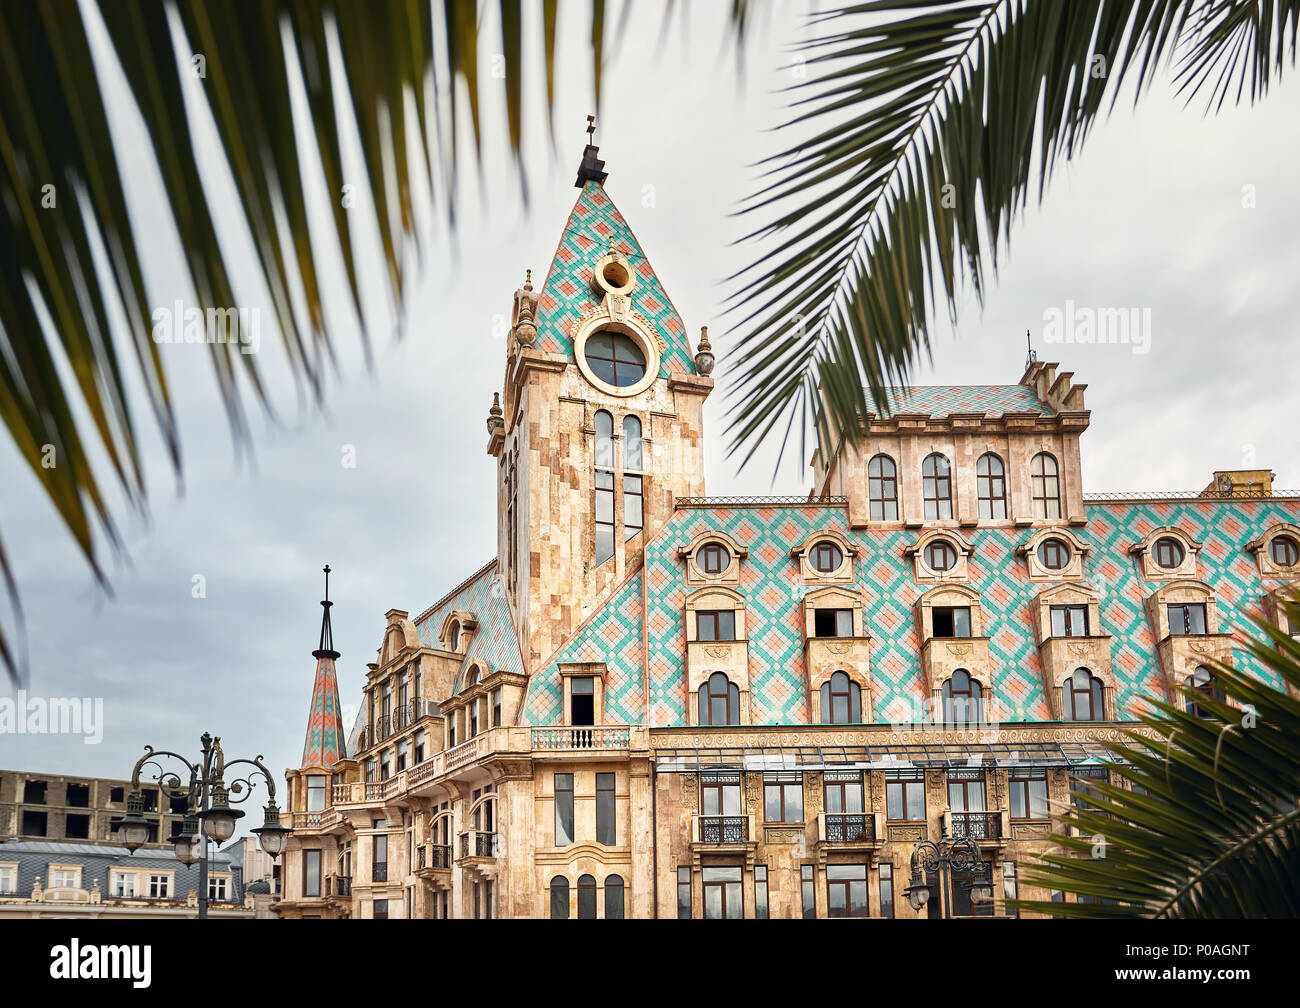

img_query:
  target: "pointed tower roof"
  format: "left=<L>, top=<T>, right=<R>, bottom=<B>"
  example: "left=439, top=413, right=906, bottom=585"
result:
left=531, top=126, right=695, bottom=375
left=302, top=565, right=347, bottom=768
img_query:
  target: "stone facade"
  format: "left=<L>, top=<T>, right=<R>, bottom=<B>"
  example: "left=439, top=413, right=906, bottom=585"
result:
left=273, top=146, right=1300, bottom=920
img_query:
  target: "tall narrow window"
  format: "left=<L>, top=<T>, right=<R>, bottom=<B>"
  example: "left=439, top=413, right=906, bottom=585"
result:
left=677, top=866, right=692, bottom=919
left=550, top=876, right=569, bottom=919
left=801, top=864, right=816, bottom=919
left=554, top=773, right=575, bottom=846
left=879, top=863, right=895, bottom=919
left=922, top=453, right=953, bottom=520
left=577, top=874, right=597, bottom=919
left=941, top=670, right=983, bottom=725
left=698, top=672, right=740, bottom=726
left=306, top=775, right=326, bottom=812
left=868, top=454, right=899, bottom=520
left=596, top=773, right=616, bottom=845
left=594, top=411, right=615, bottom=565
left=1030, top=452, right=1062, bottom=519
left=605, top=875, right=625, bottom=919
left=303, top=850, right=321, bottom=898
left=623, top=415, right=643, bottom=542
left=570, top=676, right=595, bottom=726
left=820, top=671, right=862, bottom=724
left=754, top=866, right=769, bottom=919
left=506, top=444, right=518, bottom=590
left=1003, top=863, right=1019, bottom=918
left=976, top=453, right=1008, bottom=519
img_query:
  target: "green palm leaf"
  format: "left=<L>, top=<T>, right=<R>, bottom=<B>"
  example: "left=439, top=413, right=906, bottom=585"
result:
left=1017, top=595, right=1300, bottom=918
left=725, top=0, right=1299, bottom=473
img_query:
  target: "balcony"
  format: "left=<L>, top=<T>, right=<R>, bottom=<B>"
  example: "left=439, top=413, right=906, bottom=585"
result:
left=531, top=726, right=630, bottom=752
left=458, top=830, right=498, bottom=859
left=818, top=812, right=878, bottom=845
left=946, top=810, right=1005, bottom=843
left=690, top=814, right=757, bottom=855
left=429, top=844, right=452, bottom=869
left=325, top=875, right=351, bottom=898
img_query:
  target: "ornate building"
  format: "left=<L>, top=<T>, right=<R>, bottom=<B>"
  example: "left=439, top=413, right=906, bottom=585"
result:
left=273, top=141, right=1300, bottom=920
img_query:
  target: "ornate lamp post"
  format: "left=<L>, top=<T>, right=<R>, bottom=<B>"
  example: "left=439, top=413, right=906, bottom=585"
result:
left=903, top=829, right=994, bottom=918
left=112, top=733, right=290, bottom=919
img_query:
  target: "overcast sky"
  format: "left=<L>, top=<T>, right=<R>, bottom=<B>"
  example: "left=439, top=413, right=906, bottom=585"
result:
left=2, top=2, right=1298, bottom=816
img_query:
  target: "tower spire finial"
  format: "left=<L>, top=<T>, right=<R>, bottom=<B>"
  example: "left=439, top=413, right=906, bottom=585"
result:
left=575, top=113, right=609, bottom=188
left=313, top=564, right=339, bottom=660
left=586, top=113, right=596, bottom=142
left=1025, top=329, right=1038, bottom=369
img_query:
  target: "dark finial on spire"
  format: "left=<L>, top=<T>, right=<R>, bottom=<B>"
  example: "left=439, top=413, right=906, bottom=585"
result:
left=313, top=564, right=340, bottom=661
left=575, top=113, right=609, bottom=188
left=1025, top=329, right=1038, bottom=369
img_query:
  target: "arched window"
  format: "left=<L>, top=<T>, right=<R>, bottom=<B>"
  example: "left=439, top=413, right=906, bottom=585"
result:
left=811, top=540, right=844, bottom=573
left=1037, top=537, right=1071, bottom=571
left=549, top=876, right=569, bottom=919
left=922, top=453, right=953, bottom=520
left=1030, top=453, right=1061, bottom=519
left=1185, top=666, right=1225, bottom=717
left=820, top=671, right=862, bottom=724
left=585, top=331, right=647, bottom=387
left=698, top=672, right=740, bottom=726
left=868, top=454, right=899, bottom=520
left=1062, top=668, right=1104, bottom=721
left=1153, top=536, right=1185, bottom=569
left=622, top=415, right=644, bottom=543
left=942, top=669, right=983, bottom=725
left=594, top=411, right=615, bottom=565
left=466, top=665, right=480, bottom=687
left=976, top=453, right=1008, bottom=519
left=605, top=875, right=625, bottom=919
left=1271, top=535, right=1300, bottom=568
left=577, top=874, right=597, bottom=919
left=924, top=539, right=957, bottom=572
left=448, top=620, right=460, bottom=652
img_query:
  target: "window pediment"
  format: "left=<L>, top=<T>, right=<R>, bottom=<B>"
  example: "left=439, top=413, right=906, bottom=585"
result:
left=905, top=529, right=974, bottom=583
left=1016, top=527, right=1090, bottom=582
left=791, top=529, right=857, bottom=582
left=1246, top=522, right=1300, bottom=578
left=679, top=530, right=748, bottom=586
left=1128, top=526, right=1201, bottom=580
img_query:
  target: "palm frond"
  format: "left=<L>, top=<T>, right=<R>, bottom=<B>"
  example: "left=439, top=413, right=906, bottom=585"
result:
left=724, top=0, right=1299, bottom=473
left=1017, top=596, right=1300, bottom=918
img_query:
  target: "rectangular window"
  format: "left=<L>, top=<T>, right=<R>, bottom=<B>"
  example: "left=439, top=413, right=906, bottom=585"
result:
left=595, top=470, right=615, bottom=565
left=886, top=771, right=926, bottom=822
left=1168, top=603, right=1208, bottom=635
left=701, top=866, right=743, bottom=920
left=380, top=749, right=391, bottom=779
left=677, top=866, right=692, bottom=919
left=372, top=833, right=388, bottom=883
left=555, top=773, right=575, bottom=846
left=1050, top=604, right=1089, bottom=637
left=596, top=773, right=617, bottom=845
left=696, top=609, right=736, bottom=642
left=49, top=867, right=79, bottom=888
left=946, top=772, right=987, bottom=812
left=754, top=865, right=769, bottom=919
left=111, top=871, right=137, bottom=898
left=303, top=850, right=321, bottom=897
left=148, top=874, right=170, bottom=899
left=570, top=677, right=595, bottom=726
left=624, top=474, right=643, bottom=541
left=1009, top=769, right=1050, bottom=819
left=492, top=689, right=503, bottom=727
left=813, top=608, right=853, bottom=638
left=763, top=772, right=804, bottom=824
left=700, top=772, right=743, bottom=815
left=413, top=730, right=426, bottom=764
left=208, top=876, right=229, bottom=902
left=0, top=866, right=15, bottom=895
left=373, top=898, right=389, bottom=920
left=827, top=864, right=869, bottom=918
left=879, top=863, right=895, bottom=919
left=932, top=606, right=971, bottom=638
left=469, top=703, right=479, bottom=738
left=801, top=864, right=816, bottom=919
left=1004, top=862, right=1019, bottom=918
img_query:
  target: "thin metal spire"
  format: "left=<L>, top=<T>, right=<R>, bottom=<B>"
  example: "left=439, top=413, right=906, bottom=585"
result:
left=313, top=564, right=339, bottom=660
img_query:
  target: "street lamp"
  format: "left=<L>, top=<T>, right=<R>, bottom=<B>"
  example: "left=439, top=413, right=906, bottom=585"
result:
left=904, top=829, right=994, bottom=918
left=111, top=733, right=291, bottom=919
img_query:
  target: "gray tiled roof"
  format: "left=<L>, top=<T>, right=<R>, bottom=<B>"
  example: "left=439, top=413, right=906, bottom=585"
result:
left=0, top=838, right=241, bottom=901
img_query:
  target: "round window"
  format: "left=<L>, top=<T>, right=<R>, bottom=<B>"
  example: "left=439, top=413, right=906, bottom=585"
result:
left=1037, top=538, right=1070, bottom=571
left=924, top=540, right=957, bottom=572
left=1271, top=535, right=1300, bottom=568
left=699, top=543, right=731, bottom=576
left=584, top=330, right=646, bottom=388
left=1153, top=536, right=1185, bottom=570
left=811, top=541, right=844, bottom=573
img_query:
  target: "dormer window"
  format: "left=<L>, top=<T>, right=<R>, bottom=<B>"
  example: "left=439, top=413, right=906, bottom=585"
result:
left=1271, top=535, right=1300, bottom=569
left=814, top=608, right=853, bottom=638
left=448, top=621, right=460, bottom=651
left=1037, top=538, right=1071, bottom=571
left=811, top=541, right=844, bottom=573
left=932, top=606, right=971, bottom=638
left=1167, top=603, right=1208, bottom=635
left=570, top=677, right=595, bottom=726
left=700, top=543, right=730, bottom=575
left=924, top=540, right=956, bottom=572
left=1153, top=537, right=1185, bottom=570
left=1049, top=604, right=1089, bottom=637
left=922, top=453, right=953, bottom=520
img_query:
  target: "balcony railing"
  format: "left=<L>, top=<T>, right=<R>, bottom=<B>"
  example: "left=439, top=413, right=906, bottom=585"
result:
left=372, top=862, right=388, bottom=883
left=823, top=813, right=875, bottom=843
left=696, top=815, right=749, bottom=844
left=949, top=811, right=1003, bottom=841
left=325, top=875, right=351, bottom=898
left=531, top=726, right=630, bottom=751
left=458, top=830, right=498, bottom=859
left=429, top=844, right=452, bottom=869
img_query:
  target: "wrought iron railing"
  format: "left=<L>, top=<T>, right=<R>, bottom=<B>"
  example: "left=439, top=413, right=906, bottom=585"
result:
left=698, top=815, right=749, bottom=843
left=676, top=495, right=848, bottom=508
left=372, top=862, right=388, bottom=883
left=824, top=813, right=874, bottom=843
left=950, top=811, right=1002, bottom=841
left=458, top=831, right=498, bottom=858
left=429, top=844, right=452, bottom=869
left=1084, top=489, right=1299, bottom=501
left=531, top=726, right=630, bottom=751
left=326, top=875, right=351, bottom=897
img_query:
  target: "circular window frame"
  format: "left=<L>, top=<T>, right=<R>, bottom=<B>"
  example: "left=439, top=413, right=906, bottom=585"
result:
left=1271, top=534, right=1300, bottom=569
left=924, top=540, right=958, bottom=573
left=1153, top=536, right=1186, bottom=570
left=1037, top=537, right=1071, bottom=571
left=811, top=540, right=845, bottom=574
left=697, top=542, right=732, bottom=577
left=573, top=316, right=661, bottom=398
